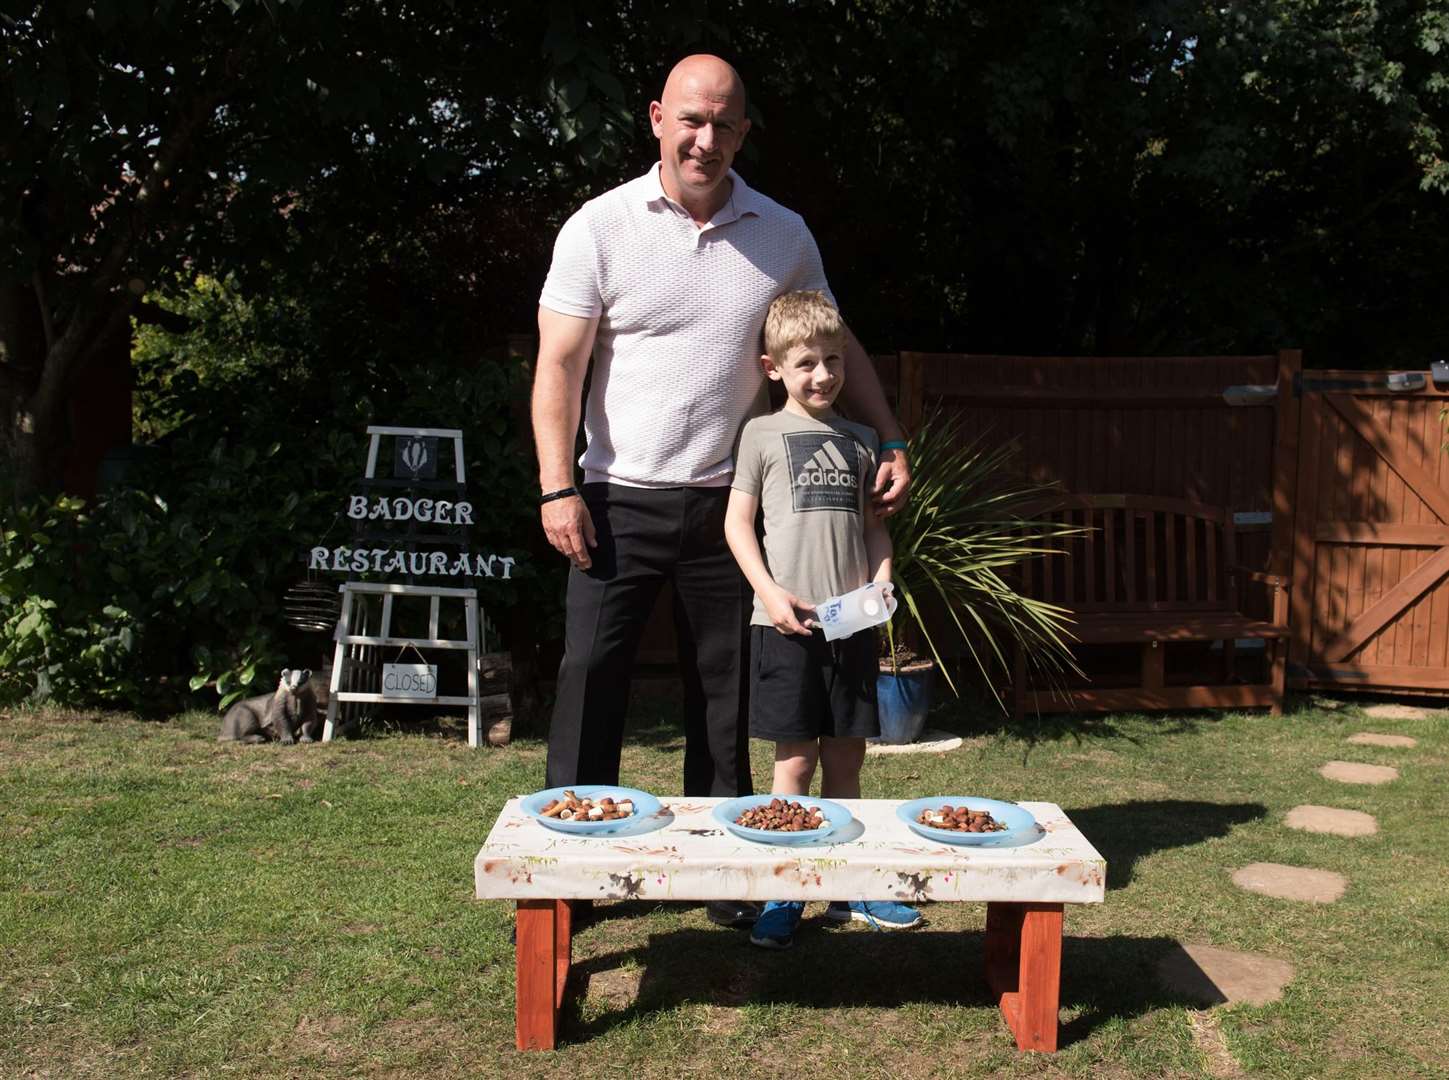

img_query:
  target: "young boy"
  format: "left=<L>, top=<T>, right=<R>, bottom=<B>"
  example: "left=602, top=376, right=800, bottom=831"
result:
left=724, top=290, right=922, bottom=950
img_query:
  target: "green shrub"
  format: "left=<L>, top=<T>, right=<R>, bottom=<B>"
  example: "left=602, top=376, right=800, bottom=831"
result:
left=0, top=443, right=313, bottom=710
left=0, top=494, right=144, bottom=706
left=93, top=433, right=346, bottom=709
left=884, top=408, right=1082, bottom=704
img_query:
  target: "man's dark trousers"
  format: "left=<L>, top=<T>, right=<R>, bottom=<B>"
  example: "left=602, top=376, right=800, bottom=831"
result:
left=545, top=483, right=754, bottom=797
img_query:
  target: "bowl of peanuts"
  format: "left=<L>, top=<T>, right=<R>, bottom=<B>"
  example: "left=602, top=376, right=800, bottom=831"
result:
left=895, top=797, right=1039, bottom=846
left=712, top=795, right=853, bottom=845
left=520, top=785, right=662, bottom=835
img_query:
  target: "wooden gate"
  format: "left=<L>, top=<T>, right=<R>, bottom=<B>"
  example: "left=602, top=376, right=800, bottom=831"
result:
left=1288, top=370, right=1449, bottom=695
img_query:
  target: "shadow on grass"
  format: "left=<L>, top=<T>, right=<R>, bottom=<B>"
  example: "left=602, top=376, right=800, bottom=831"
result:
left=937, top=693, right=1216, bottom=744
left=564, top=926, right=1206, bottom=1049
left=613, top=676, right=1204, bottom=755
left=1064, top=800, right=1267, bottom=890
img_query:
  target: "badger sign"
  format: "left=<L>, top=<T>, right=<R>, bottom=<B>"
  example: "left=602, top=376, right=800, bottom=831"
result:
left=319, top=425, right=510, bottom=749
left=307, top=425, right=519, bottom=585
left=346, top=495, right=474, bottom=524
left=308, top=545, right=514, bottom=579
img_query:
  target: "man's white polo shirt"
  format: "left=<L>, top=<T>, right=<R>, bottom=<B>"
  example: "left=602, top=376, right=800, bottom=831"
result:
left=540, top=164, right=834, bottom=488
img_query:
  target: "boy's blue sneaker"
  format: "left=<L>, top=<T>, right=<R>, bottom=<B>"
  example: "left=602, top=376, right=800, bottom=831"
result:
left=749, top=901, right=806, bottom=950
left=825, top=900, right=922, bottom=930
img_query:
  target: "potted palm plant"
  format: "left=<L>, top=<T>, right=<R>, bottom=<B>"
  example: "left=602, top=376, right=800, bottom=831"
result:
left=877, top=407, right=1081, bottom=743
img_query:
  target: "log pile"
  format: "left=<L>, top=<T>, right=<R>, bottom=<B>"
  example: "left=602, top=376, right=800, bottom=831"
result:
left=479, top=652, right=513, bottom=746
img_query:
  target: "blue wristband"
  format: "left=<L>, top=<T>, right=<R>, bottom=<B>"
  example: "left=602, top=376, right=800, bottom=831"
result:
left=880, top=440, right=908, bottom=452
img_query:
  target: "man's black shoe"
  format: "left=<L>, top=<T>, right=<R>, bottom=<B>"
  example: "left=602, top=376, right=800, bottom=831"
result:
left=705, top=899, right=762, bottom=928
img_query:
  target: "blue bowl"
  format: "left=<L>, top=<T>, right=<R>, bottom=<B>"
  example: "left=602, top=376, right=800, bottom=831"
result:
left=896, top=796, right=1038, bottom=846
left=520, top=785, right=662, bottom=836
left=713, top=795, right=853, bottom=845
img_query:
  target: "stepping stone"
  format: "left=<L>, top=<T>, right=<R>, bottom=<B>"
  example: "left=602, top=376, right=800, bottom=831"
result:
left=1319, top=761, right=1398, bottom=785
left=1347, top=732, right=1417, bottom=748
left=1231, top=862, right=1347, bottom=903
left=865, top=729, right=963, bottom=755
left=1156, top=942, right=1295, bottom=1007
left=1285, top=805, right=1377, bottom=837
left=1362, top=703, right=1436, bottom=720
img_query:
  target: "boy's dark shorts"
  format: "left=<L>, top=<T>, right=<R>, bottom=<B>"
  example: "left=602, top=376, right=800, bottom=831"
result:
left=749, top=625, right=880, bottom=742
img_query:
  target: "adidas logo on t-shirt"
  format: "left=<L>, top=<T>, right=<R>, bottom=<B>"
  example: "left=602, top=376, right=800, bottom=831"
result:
left=783, top=431, right=862, bottom=512
left=798, top=441, right=855, bottom=488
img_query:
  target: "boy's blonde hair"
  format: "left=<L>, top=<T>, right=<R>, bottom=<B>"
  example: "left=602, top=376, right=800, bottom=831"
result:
left=763, top=290, right=844, bottom=362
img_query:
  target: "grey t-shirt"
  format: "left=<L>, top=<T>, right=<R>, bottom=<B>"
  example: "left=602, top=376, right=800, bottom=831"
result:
left=732, top=410, right=879, bottom=628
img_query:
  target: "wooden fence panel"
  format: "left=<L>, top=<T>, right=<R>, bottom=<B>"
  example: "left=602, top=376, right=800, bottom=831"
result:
left=896, top=353, right=1290, bottom=628
left=896, top=353, right=1282, bottom=508
left=882, top=352, right=1296, bottom=693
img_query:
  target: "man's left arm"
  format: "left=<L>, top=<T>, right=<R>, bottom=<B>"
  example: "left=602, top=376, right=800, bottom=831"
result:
left=840, top=327, right=911, bottom=515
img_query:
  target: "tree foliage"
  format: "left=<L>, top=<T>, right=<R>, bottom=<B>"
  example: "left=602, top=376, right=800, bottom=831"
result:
left=2, top=1, right=1447, bottom=707
left=725, top=0, right=1449, bottom=357
left=6, top=1, right=1448, bottom=493
left=1, top=0, right=570, bottom=494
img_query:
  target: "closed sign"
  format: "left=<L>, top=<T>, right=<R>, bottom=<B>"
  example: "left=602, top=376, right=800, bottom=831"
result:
left=383, top=663, right=438, bottom=698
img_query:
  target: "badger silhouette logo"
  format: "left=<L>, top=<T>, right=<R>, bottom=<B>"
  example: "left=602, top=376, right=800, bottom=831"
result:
left=393, top=436, right=438, bottom=479
left=401, top=440, right=428, bottom=474
left=783, top=431, right=863, bottom=512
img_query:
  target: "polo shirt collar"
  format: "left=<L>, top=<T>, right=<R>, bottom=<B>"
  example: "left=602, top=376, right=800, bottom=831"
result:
left=640, top=163, right=760, bottom=227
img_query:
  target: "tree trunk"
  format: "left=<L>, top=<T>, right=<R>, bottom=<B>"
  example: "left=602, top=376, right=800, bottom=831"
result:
left=0, top=283, right=50, bottom=501
left=1, top=284, right=131, bottom=501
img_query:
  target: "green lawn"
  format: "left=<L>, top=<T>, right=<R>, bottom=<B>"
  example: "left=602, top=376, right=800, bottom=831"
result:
left=2, top=689, right=1446, bottom=1079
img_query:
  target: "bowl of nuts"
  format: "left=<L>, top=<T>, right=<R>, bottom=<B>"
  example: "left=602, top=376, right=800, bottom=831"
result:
left=713, top=795, right=853, bottom=846
left=895, top=796, right=1039, bottom=846
left=520, top=785, right=662, bottom=835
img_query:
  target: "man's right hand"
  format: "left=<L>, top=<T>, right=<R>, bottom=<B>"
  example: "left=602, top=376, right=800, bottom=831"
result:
left=542, top=496, right=597, bottom=570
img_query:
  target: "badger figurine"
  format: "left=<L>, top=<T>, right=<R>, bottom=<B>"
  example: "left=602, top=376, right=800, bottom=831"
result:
left=217, top=668, right=320, bottom=744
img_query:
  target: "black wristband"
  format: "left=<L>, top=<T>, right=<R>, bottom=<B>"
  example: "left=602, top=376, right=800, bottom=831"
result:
left=539, top=486, right=580, bottom=504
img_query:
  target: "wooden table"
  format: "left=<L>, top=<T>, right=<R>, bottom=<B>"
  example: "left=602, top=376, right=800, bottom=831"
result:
left=475, top=797, right=1106, bottom=1053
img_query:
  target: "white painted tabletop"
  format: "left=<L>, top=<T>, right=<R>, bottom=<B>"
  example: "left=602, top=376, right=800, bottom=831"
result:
left=475, top=798, right=1106, bottom=904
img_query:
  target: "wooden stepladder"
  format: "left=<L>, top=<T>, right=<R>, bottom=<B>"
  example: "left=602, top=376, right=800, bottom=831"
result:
left=322, top=425, right=504, bottom=747
left=323, top=581, right=495, bottom=746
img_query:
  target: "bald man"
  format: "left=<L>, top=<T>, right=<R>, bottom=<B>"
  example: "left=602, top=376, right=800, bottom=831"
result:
left=532, top=55, right=910, bottom=928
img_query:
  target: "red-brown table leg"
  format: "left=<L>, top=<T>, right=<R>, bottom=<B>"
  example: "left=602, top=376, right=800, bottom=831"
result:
left=515, top=899, right=572, bottom=1050
left=984, top=901, right=1063, bottom=1052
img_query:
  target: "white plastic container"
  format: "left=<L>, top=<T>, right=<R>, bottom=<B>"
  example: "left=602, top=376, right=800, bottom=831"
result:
left=814, top=582, right=897, bottom=641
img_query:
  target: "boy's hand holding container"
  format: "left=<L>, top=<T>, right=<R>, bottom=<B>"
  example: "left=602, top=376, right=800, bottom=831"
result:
left=762, top=586, right=817, bottom=636
left=814, top=581, right=897, bottom=641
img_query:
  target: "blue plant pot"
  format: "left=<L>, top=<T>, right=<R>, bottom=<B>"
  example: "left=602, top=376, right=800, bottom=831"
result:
left=876, top=662, right=934, bottom=745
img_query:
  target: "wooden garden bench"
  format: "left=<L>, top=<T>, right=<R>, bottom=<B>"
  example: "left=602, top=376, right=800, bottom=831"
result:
left=1013, top=494, right=1289, bottom=717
